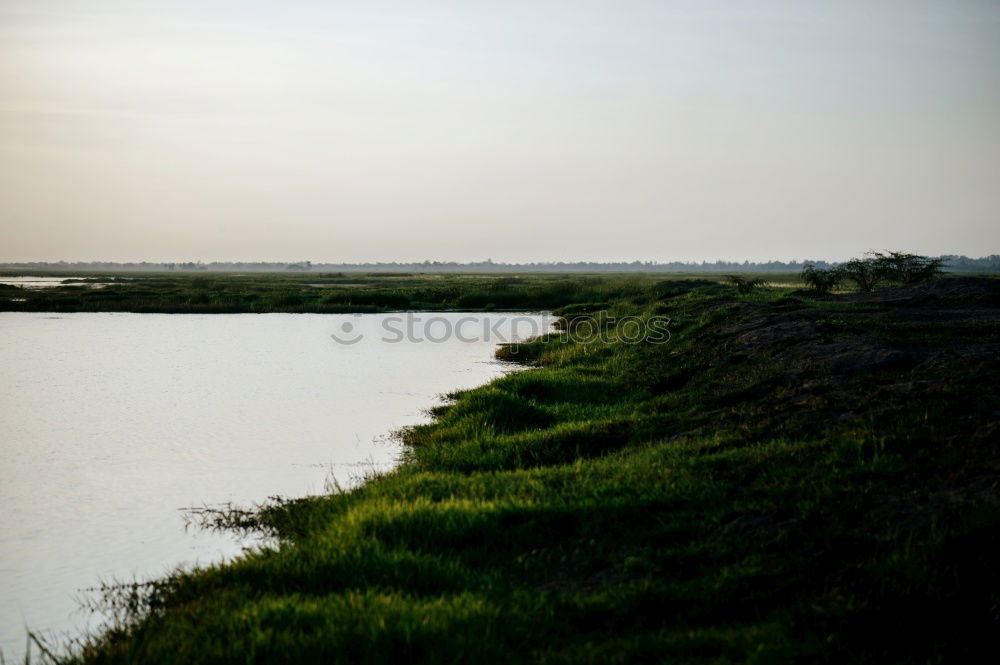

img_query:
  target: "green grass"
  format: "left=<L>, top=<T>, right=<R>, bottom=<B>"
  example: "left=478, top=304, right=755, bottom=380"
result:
left=24, top=275, right=1000, bottom=664
left=0, top=272, right=796, bottom=314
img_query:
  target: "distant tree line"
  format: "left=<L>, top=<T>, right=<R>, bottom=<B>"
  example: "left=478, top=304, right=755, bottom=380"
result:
left=1, top=255, right=997, bottom=273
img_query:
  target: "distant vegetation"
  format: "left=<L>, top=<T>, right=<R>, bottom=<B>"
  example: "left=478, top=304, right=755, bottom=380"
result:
left=801, top=263, right=842, bottom=293
left=0, top=273, right=675, bottom=314
left=1, top=254, right=997, bottom=274
left=725, top=275, right=767, bottom=295
left=0, top=252, right=982, bottom=314
left=800, top=251, right=944, bottom=294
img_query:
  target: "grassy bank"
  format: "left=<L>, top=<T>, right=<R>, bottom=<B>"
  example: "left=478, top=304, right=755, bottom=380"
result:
left=0, top=272, right=788, bottom=314
left=57, top=277, right=1000, bottom=663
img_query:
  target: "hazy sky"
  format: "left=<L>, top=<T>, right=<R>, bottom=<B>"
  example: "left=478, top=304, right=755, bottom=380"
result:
left=1, top=0, right=998, bottom=263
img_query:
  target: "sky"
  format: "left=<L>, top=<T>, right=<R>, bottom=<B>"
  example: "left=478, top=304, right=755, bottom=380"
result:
left=1, top=0, right=998, bottom=263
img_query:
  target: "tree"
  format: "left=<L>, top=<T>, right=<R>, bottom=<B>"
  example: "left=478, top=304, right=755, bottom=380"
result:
left=868, top=251, right=943, bottom=284
left=837, top=258, right=883, bottom=292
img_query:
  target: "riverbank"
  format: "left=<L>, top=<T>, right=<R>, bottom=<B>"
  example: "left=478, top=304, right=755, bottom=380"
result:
left=0, top=272, right=771, bottom=314
left=60, top=277, right=1000, bottom=663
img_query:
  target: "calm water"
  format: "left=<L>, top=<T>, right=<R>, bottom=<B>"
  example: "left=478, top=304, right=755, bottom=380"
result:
left=0, top=277, right=111, bottom=289
left=0, top=312, right=551, bottom=656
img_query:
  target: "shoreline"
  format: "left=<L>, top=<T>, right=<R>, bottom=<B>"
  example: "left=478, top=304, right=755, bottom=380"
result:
left=44, top=276, right=1000, bottom=663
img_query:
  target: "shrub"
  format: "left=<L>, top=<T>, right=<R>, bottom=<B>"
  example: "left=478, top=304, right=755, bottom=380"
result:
left=869, top=251, right=944, bottom=284
left=725, top=275, right=767, bottom=295
left=837, top=251, right=944, bottom=292
left=837, top=258, right=883, bottom=292
left=801, top=264, right=841, bottom=294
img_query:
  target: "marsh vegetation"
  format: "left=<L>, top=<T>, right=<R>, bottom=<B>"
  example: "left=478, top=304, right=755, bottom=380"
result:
left=0, top=272, right=676, bottom=314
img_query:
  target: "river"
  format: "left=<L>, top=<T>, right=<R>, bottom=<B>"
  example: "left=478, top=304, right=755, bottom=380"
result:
left=0, top=311, right=552, bottom=657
